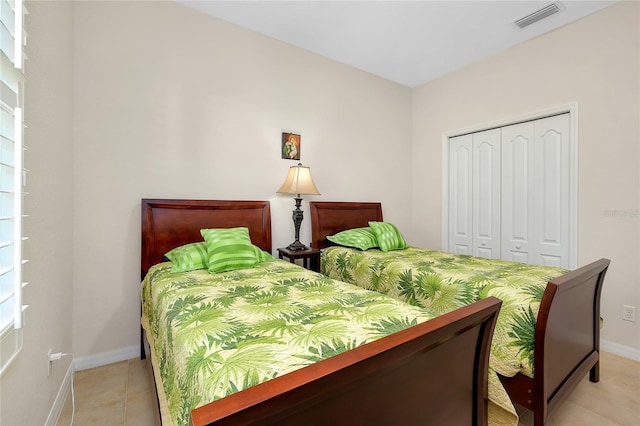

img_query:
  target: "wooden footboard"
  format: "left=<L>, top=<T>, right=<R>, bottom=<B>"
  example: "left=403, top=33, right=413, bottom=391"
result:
left=499, top=258, right=610, bottom=426
left=191, top=297, right=502, bottom=426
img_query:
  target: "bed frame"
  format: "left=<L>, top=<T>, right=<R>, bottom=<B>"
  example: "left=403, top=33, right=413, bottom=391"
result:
left=141, top=199, right=502, bottom=426
left=310, top=201, right=610, bottom=426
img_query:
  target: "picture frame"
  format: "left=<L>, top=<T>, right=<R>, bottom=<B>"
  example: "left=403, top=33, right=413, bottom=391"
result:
left=281, top=132, right=301, bottom=160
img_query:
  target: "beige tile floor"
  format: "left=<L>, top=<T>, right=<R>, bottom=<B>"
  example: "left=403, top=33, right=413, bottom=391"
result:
left=57, top=351, right=639, bottom=426
left=517, top=351, right=639, bottom=426
left=57, top=358, right=155, bottom=426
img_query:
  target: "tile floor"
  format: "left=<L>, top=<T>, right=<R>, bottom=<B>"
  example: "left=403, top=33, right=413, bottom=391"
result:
left=57, top=351, right=639, bottom=425
left=57, top=357, right=155, bottom=426
left=519, top=350, right=640, bottom=426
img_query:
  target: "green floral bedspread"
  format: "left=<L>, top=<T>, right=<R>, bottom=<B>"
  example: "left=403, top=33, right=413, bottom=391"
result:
left=141, top=259, right=436, bottom=426
left=322, top=246, right=568, bottom=379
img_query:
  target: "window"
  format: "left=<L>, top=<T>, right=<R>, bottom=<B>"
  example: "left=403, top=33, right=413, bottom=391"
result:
left=0, top=0, right=26, bottom=375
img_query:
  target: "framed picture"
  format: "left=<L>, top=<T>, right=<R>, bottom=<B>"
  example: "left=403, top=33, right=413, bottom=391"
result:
left=281, top=132, right=301, bottom=160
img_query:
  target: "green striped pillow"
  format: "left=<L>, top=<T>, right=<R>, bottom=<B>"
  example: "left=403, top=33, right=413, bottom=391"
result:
left=201, top=227, right=259, bottom=273
left=165, top=242, right=273, bottom=273
left=368, top=221, right=408, bottom=252
left=165, top=242, right=209, bottom=272
left=254, top=245, right=275, bottom=263
left=327, top=227, right=379, bottom=250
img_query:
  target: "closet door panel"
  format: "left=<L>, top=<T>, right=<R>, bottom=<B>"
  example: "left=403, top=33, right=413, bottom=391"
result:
left=472, top=129, right=501, bottom=258
left=533, top=114, right=570, bottom=267
left=448, top=135, right=473, bottom=255
left=501, top=121, right=535, bottom=263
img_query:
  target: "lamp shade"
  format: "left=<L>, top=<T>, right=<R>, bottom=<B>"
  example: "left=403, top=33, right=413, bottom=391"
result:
left=277, top=163, right=321, bottom=196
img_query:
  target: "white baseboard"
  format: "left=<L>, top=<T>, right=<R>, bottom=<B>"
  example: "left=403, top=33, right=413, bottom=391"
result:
left=45, top=362, right=74, bottom=426
left=601, top=339, right=640, bottom=362
left=73, top=345, right=140, bottom=371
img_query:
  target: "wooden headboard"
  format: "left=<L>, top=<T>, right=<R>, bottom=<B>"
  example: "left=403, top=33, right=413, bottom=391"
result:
left=141, top=199, right=272, bottom=279
left=310, top=201, right=383, bottom=250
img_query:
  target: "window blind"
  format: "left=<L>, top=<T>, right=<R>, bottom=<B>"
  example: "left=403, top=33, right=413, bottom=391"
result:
left=0, top=0, right=26, bottom=376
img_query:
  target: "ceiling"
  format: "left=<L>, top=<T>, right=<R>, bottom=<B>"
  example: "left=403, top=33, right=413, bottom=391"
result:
left=175, top=1, right=617, bottom=88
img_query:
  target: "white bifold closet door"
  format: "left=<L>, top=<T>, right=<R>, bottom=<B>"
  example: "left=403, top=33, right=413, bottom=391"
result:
left=501, top=114, right=570, bottom=267
left=447, top=113, right=571, bottom=267
left=447, top=128, right=500, bottom=258
left=448, top=134, right=473, bottom=255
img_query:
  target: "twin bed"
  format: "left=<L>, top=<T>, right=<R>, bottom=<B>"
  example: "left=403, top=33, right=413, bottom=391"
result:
left=141, top=199, right=502, bottom=426
left=140, top=198, right=609, bottom=426
left=310, top=201, right=610, bottom=426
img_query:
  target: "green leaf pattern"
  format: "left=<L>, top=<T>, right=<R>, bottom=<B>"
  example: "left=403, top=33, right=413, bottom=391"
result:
left=141, top=260, right=434, bottom=426
left=322, top=246, right=568, bottom=379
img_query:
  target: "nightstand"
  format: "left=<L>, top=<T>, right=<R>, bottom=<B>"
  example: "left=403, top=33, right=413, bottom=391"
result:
left=277, top=247, right=320, bottom=273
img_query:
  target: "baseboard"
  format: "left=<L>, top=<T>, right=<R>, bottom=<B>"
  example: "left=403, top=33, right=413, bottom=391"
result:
left=601, top=339, right=640, bottom=362
left=45, top=362, right=74, bottom=426
left=73, top=345, right=139, bottom=371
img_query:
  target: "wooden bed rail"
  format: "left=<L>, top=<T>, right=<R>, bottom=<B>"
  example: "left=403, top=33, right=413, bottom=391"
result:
left=191, top=297, right=502, bottom=426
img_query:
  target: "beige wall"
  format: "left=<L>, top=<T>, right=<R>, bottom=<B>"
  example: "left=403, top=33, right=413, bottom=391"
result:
left=71, top=1, right=413, bottom=359
left=1, top=1, right=75, bottom=425
left=411, top=1, right=639, bottom=353
left=3, top=1, right=639, bottom=424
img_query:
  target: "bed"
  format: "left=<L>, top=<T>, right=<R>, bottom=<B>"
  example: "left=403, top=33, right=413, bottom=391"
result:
left=140, top=198, right=503, bottom=426
left=310, top=201, right=610, bottom=426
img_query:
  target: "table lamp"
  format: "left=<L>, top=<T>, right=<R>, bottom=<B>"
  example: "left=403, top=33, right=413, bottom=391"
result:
left=277, top=163, right=320, bottom=251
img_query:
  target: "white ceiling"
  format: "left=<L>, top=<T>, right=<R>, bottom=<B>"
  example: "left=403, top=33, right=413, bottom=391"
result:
left=175, top=1, right=617, bottom=88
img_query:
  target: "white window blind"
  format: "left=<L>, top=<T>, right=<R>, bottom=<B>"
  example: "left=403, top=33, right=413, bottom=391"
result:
left=0, top=0, right=26, bottom=376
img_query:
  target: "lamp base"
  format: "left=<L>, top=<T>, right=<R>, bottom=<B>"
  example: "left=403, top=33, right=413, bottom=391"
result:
left=287, top=240, right=309, bottom=251
left=287, top=196, right=308, bottom=251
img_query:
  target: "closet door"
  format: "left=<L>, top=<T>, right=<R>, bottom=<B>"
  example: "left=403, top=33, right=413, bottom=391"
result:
left=501, top=121, right=535, bottom=263
left=532, top=114, right=570, bottom=267
left=448, top=134, right=473, bottom=255
left=447, top=112, right=572, bottom=267
left=501, top=114, right=570, bottom=267
left=472, top=129, right=501, bottom=258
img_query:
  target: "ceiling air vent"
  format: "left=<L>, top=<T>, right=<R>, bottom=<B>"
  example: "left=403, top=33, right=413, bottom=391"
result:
left=514, top=3, right=561, bottom=28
